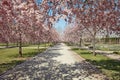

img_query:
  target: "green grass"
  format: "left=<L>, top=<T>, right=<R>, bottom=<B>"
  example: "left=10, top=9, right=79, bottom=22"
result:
left=0, top=42, right=53, bottom=47
left=0, top=43, right=17, bottom=47
left=0, top=44, right=50, bottom=74
left=72, top=47, right=120, bottom=80
left=29, top=43, right=53, bottom=47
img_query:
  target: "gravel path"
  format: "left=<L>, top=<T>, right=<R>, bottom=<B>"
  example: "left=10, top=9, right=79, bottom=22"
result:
left=0, top=43, right=108, bottom=80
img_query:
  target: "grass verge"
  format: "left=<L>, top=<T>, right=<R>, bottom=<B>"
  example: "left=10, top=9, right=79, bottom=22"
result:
left=71, top=47, right=120, bottom=80
left=0, top=44, right=50, bottom=74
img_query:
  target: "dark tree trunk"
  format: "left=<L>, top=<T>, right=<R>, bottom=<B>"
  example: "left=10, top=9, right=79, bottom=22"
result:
left=79, top=34, right=82, bottom=47
left=19, top=33, right=22, bottom=57
left=79, top=38, right=82, bottom=47
left=38, top=42, right=40, bottom=52
left=105, top=26, right=110, bottom=44
left=16, top=41, right=19, bottom=47
left=6, top=42, right=9, bottom=48
left=105, top=35, right=109, bottom=44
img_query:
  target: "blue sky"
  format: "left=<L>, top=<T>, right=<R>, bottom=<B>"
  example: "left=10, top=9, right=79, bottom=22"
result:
left=54, top=18, right=67, bottom=33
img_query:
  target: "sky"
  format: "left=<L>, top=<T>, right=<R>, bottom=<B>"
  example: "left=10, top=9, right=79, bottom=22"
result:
left=35, top=0, right=67, bottom=33
left=54, top=18, right=67, bottom=33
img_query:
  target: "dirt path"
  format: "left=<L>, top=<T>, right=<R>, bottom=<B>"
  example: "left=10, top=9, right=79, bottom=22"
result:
left=0, top=43, right=108, bottom=80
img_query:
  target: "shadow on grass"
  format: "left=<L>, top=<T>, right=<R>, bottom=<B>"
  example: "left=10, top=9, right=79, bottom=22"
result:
left=87, top=59, right=120, bottom=71
left=64, top=43, right=73, bottom=46
left=80, top=51, right=91, bottom=54
left=72, top=49, right=120, bottom=80
left=8, top=48, right=46, bottom=58
left=78, top=51, right=120, bottom=70
left=0, top=60, right=24, bottom=74
left=22, top=48, right=46, bottom=57
left=71, top=48, right=79, bottom=50
left=78, top=51, right=120, bottom=72
left=86, top=59, right=120, bottom=80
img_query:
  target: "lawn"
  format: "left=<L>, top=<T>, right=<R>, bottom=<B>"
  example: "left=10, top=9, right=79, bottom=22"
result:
left=71, top=47, right=120, bottom=80
left=28, top=43, right=53, bottom=47
left=0, top=44, right=51, bottom=74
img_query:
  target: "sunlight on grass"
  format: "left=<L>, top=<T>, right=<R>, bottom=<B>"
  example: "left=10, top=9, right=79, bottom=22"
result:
left=0, top=44, right=49, bottom=74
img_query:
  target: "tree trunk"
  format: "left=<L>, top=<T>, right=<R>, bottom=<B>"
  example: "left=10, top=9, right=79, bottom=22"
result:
left=105, top=26, right=109, bottom=44
left=105, top=35, right=109, bottom=44
left=6, top=42, right=9, bottom=48
left=19, top=33, right=22, bottom=57
left=16, top=41, right=19, bottom=47
left=45, top=42, right=47, bottom=48
left=79, top=38, right=82, bottom=47
left=79, top=34, right=82, bottom=47
left=92, top=35, right=96, bottom=56
left=38, top=42, right=40, bottom=52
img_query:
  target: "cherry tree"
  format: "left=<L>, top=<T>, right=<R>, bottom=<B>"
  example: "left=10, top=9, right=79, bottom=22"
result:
left=0, top=0, right=61, bottom=57
left=1, top=0, right=119, bottom=57
left=0, top=0, right=14, bottom=47
left=63, top=0, right=119, bottom=56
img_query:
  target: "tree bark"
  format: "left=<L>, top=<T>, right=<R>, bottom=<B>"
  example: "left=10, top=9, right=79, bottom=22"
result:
left=79, top=38, right=82, bottom=47
left=92, top=34, right=96, bottom=56
left=19, top=33, right=22, bottom=57
left=105, top=26, right=110, bottom=44
left=38, top=42, right=40, bottom=52
left=16, top=41, right=19, bottom=47
left=6, top=42, right=9, bottom=48
left=79, top=33, right=82, bottom=47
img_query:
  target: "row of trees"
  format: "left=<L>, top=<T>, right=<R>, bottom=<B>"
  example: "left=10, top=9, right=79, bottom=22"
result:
left=63, top=0, right=120, bottom=56
left=0, top=0, right=60, bottom=57
left=0, top=0, right=120, bottom=56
